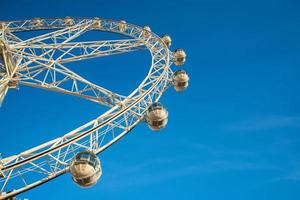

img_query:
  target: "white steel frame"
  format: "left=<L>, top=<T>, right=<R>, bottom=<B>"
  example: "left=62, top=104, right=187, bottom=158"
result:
left=0, top=17, right=174, bottom=199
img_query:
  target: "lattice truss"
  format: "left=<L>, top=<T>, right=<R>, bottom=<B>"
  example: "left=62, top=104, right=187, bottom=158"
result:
left=0, top=18, right=174, bottom=199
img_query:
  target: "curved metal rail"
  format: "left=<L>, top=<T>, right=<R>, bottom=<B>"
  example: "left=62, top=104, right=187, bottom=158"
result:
left=0, top=17, right=174, bottom=199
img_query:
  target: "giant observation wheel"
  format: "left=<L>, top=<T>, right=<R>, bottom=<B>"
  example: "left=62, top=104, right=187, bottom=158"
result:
left=0, top=17, right=189, bottom=199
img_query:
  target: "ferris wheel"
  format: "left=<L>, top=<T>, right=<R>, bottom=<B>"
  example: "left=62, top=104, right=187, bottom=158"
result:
left=0, top=17, right=189, bottom=199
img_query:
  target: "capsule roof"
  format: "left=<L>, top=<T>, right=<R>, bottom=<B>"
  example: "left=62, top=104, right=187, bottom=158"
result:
left=148, top=102, right=165, bottom=112
left=174, top=70, right=186, bottom=75
left=143, top=26, right=151, bottom=31
left=175, top=48, right=185, bottom=52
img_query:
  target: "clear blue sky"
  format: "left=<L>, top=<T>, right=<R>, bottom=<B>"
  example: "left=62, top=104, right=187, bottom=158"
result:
left=1, top=0, right=300, bottom=199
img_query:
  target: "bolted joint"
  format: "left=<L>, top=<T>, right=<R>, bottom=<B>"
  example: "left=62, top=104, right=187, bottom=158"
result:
left=0, top=160, right=5, bottom=178
left=0, top=40, right=17, bottom=75
left=7, top=79, right=18, bottom=89
left=0, top=22, right=6, bottom=30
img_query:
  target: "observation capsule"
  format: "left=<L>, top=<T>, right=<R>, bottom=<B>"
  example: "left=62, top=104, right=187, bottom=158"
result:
left=119, top=20, right=127, bottom=32
left=7, top=74, right=18, bottom=89
left=70, top=150, right=102, bottom=187
left=161, top=34, right=172, bottom=47
left=0, top=161, right=4, bottom=178
left=172, top=70, right=189, bottom=92
left=92, top=17, right=101, bottom=29
left=173, top=48, right=186, bottom=66
left=146, top=102, right=168, bottom=131
left=0, top=23, right=4, bottom=30
left=142, top=26, right=151, bottom=37
left=33, top=18, right=43, bottom=27
left=64, top=16, right=74, bottom=26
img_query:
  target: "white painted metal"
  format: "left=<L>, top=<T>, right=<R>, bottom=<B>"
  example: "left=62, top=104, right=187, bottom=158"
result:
left=0, top=17, right=175, bottom=199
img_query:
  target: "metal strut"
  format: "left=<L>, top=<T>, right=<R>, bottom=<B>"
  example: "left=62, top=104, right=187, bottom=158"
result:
left=0, top=39, right=18, bottom=105
left=0, top=17, right=174, bottom=200
left=0, top=159, right=5, bottom=178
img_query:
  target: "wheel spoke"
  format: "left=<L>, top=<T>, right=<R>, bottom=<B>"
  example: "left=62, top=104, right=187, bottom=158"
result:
left=5, top=20, right=93, bottom=73
left=1, top=33, right=141, bottom=107
left=17, top=61, right=125, bottom=107
left=0, top=79, right=9, bottom=106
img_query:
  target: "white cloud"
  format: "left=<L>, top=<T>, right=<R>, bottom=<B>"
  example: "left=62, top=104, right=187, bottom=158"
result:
left=225, top=116, right=300, bottom=132
left=102, top=151, right=278, bottom=190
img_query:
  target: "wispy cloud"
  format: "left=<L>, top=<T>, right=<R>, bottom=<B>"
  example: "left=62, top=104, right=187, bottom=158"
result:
left=101, top=135, right=299, bottom=190
left=280, top=171, right=300, bottom=181
left=188, top=142, right=257, bottom=157
left=102, top=142, right=278, bottom=190
left=271, top=161, right=300, bottom=182
left=225, top=116, right=300, bottom=132
left=102, top=159, right=278, bottom=190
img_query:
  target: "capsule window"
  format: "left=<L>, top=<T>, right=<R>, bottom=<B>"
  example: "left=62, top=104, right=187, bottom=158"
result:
left=153, top=120, right=164, bottom=126
left=148, top=103, right=164, bottom=112
left=76, top=152, right=89, bottom=161
left=177, top=82, right=187, bottom=87
left=176, top=57, right=184, bottom=62
left=76, top=176, right=93, bottom=186
left=89, top=156, right=99, bottom=168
